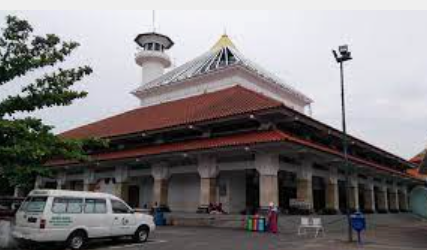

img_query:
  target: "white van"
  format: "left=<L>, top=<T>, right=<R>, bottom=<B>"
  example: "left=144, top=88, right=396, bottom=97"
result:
left=12, top=190, right=155, bottom=250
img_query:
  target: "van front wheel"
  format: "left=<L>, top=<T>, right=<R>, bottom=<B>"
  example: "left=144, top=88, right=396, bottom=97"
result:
left=133, top=226, right=149, bottom=243
left=67, top=230, right=87, bottom=250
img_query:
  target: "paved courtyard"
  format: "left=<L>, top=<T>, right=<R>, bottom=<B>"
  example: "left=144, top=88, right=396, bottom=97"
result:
left=84, top=221, right=427, bottom=250
left=5, top=215, right=427, bottom=250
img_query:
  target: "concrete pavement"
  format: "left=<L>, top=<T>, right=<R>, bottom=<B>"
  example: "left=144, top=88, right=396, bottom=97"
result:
left=6, top=214, right=427, bottom=250
left=86, top=222, right=427, bottom=250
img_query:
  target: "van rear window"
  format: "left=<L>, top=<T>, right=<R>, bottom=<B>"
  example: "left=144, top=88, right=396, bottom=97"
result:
left=20, top=197, right=48, bottom=213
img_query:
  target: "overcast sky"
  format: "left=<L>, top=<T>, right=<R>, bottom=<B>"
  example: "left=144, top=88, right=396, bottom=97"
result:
left=1, top=10, right=426, bottom=159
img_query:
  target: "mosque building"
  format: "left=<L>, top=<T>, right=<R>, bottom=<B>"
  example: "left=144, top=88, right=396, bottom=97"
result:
left=40, top=31, right=422, bottom=215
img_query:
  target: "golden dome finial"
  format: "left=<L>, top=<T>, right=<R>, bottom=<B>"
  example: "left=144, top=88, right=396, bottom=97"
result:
left=211, top=34, right=237, bottom=52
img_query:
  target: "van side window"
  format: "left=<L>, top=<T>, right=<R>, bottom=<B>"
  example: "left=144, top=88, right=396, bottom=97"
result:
left=111, top=199, right=131, bottom=214
left=52, top=198, right=83, bottom=214
left=84, top=199, right=107, bottom=214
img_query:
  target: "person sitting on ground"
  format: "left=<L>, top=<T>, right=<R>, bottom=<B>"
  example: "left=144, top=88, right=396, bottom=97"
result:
left=208, top=203, right=227, bottom=215
left=217, top=203, right=226, bottom=214
left=207, top=203, right=214, bottom=213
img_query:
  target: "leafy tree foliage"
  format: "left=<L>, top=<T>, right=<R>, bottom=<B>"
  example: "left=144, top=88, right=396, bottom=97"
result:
left=0, top=15, right=105, bottom=192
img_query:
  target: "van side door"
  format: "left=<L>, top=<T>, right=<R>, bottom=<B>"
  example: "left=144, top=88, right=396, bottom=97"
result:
left=110, top=199, right=136, bottom=236
left=83, top=198, right=109, bottom=238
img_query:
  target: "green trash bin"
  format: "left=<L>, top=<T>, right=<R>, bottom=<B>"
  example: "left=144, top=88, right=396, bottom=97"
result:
left=246, top=216, right=253, bottom=231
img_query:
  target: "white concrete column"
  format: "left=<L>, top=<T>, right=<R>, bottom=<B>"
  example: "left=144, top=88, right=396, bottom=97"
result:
left=151, top=163, right=170, bottom=209
left=255, top=153, right=279, bottom=209
left=399, top=186, right=409, bottom=211
left=389, top=182, right=399, bottom=212
left=197, top=155, right=219, bottom=212
left=363, top=177, right=375, bottom=213
left=83, top=169, right=96, bottom=192
left=325, top=166, right=339, bottom=212
left=377, top=180, right=389, bottom=212
left=34, top=175, right=44, bottom=189
left=348, top=174, right=359, bottom=211
left=296, top=160, right=313, bottom=211
left=56, top=172, right=67, bottom=190
left=14, top=186, right=23, bottom=197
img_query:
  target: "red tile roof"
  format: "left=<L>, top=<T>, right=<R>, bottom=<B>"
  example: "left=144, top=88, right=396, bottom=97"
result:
left=61, top=86, right=282, bottom=139
left=410, top=152, right=424, bottom=164
left=407, top=168, right=427, bottom=179
left=51, top=130, right=422, bottom=181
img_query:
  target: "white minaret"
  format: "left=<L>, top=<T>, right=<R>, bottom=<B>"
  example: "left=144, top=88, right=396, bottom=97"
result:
left=134, top=32, right=174, bottom=85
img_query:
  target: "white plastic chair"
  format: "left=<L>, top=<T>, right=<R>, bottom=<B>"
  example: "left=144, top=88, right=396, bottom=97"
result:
left=297, top=217, right=325, bottom=238
left=297, top=217, right=310, bottom=235
left=312, top=218, right=325, bottom=238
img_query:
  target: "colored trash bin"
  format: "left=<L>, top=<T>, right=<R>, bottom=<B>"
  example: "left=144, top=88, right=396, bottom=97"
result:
left=252, top=216, right=258, bottom=231
left=258, top=217, right=266, bottom=232
left=154, top=208, right=166, bottom=226
left=351, top=212, right=366, bottom=244
left=246, top=216, right=253, bottom=231
left=245, top=215, right=266, bottom=232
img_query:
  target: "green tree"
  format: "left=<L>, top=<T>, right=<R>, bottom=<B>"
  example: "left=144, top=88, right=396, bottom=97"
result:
left=0, top=15, right=105, bottom=192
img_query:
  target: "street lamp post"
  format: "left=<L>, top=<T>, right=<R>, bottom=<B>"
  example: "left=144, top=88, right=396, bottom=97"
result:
left=333, top=45, right=353, bottom=242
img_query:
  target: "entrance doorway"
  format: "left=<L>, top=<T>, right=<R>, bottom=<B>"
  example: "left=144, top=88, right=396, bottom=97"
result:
left=278, top=171, right=296, bottom=212
left=69, top=180, right=83, bottom=191
left=374, top=186, right=380, bottom=211
left=245, top=169, right=259, bottom=214
left=359, top=184, right=365, bottom=211
left=312, top=176, right=325, bottom=212
left=338, top=180, right=347, bottom=213
left=128, top=185, right=140, bottom=208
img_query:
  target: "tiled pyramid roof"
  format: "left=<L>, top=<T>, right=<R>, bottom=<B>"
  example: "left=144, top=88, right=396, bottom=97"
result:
left=61, top=85, right=282, bottom=139
left=132, top=35, right=312, bottom=104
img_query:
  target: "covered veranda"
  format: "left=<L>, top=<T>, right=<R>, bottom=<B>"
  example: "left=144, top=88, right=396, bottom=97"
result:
left=40, top=130, right=416, bottom=215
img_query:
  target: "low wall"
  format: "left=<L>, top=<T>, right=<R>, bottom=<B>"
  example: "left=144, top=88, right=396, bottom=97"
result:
left=165, top=212, right=420, bottom=233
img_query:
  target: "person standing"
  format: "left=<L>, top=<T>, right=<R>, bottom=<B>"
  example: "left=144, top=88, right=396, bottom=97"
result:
left=267, top=202, right=278, bottom=233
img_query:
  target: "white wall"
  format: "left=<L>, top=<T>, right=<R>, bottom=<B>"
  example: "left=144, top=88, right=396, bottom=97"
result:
left=136, top=68, right=309, bottom=114
left=168, top=173, right=200, bottom=212
left=218, top=171, right=246, bottom=214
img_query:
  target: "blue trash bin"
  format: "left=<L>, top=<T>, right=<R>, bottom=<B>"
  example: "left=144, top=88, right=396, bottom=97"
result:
left=351, top=212, right=366, bottom=244
left=154, top=208, right=166, bottom=226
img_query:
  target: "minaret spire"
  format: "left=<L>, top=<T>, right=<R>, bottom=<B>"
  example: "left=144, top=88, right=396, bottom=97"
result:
left=152, top=10, right=156, bottom=32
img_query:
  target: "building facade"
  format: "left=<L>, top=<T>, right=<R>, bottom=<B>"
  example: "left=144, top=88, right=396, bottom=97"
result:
left=41, top=32, right=422, bottom=215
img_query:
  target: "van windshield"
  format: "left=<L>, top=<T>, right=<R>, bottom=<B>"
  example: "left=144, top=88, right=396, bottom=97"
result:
left=20, top=196, right=48, bottom=213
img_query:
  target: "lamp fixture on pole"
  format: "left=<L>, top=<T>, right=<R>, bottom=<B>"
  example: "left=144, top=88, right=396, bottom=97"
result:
left=332, top=44, right=353, bottom=242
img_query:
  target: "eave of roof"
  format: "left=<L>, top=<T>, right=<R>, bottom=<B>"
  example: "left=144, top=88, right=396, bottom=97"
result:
left=273, top=101, right=417, bottom=169
left=50, top=130, right=423, bottom=182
